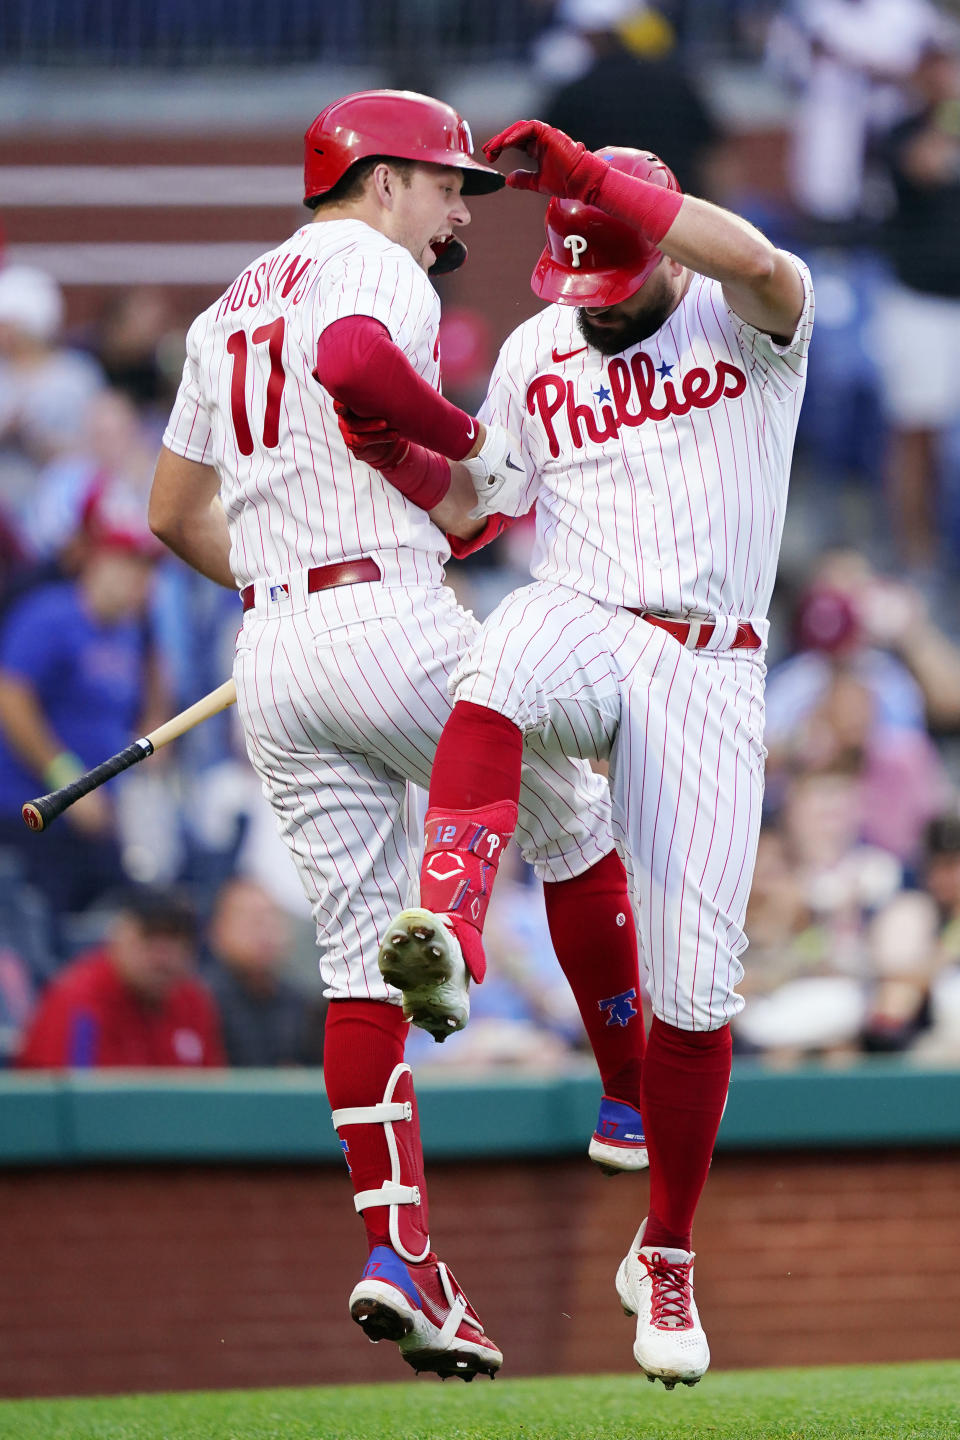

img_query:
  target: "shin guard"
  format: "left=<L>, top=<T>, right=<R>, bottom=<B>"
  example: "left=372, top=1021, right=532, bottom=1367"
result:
left=331, top=1061, right=431, bottom=1264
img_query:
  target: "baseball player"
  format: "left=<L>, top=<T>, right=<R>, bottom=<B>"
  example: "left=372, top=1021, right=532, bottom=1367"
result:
left=357, top=121, right=814, bottom=1387
left=148, top=92, right=649, bottom=1382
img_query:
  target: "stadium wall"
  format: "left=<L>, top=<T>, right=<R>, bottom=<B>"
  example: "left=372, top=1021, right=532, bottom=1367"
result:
left=3, top=1068, right=959, bottom=1397
left=0, top=126, right=789, bottom=345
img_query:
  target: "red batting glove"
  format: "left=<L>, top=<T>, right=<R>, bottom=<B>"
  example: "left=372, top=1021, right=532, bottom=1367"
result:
left=483, top=119, right=609, bottom=203
left=334, top=402, right=450, bottom=508
left=334, top=401, right=409, bottom=469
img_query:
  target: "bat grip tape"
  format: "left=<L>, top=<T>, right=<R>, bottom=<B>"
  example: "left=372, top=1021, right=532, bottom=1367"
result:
left=29, top=738, right=154, bottom=827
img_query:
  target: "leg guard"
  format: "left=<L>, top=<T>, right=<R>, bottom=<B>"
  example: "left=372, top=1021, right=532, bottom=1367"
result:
left=419, top=800, right=518, bottom=982
left=331, top=1061, right=431, bottom=1265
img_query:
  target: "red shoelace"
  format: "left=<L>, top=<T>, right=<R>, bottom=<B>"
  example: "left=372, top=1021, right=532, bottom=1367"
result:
left=640, top=1251, right=694, bottom=1330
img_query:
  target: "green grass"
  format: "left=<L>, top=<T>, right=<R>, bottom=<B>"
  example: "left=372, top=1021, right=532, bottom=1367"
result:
left=0, top=1364, right=957, bottom=1440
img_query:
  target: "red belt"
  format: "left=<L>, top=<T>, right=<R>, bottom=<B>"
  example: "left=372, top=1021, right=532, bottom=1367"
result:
left=629, top=609, right=762, bottom=651
left=240, top=558, right=382, bottom=612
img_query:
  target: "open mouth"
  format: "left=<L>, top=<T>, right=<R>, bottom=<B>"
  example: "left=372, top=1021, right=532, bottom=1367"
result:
left=429, top=232, right=452, bottom=258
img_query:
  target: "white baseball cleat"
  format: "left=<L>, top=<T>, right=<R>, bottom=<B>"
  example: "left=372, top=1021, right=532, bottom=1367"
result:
left=615, top=1220, right=710, bottom=1388
left=378, top=907, right=470, bottom=1041
left=588, top=1095, right=649, bottom=1175
left=350, top=1245, right=502, bottom=1380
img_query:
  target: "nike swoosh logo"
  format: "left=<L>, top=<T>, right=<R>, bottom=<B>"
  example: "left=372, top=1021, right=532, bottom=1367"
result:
left=466, top=419, right=476, bottom=440
left=505, top=455, right=522, bottom=471
left=551, top=345, right=588, bottom=363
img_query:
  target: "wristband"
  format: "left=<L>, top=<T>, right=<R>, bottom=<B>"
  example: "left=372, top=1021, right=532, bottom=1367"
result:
left=43, top=751, right=85, bottom=790
left=593, top=167, right=683, bottom=245
left=382, top=444, right=452, bottom=510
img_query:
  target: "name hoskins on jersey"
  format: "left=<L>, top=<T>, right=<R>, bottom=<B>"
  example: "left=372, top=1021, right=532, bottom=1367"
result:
left=479, top=258, right=814, bottom=628
left=162, top=220, right=446, bottom=589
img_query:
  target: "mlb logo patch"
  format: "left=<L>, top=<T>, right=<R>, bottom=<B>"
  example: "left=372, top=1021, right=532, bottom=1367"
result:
left=269, top=583, right=290, bottom=602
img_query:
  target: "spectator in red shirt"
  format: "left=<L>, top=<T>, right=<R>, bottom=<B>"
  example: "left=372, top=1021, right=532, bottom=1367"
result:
left=16, top=885, right=225, bottom=1068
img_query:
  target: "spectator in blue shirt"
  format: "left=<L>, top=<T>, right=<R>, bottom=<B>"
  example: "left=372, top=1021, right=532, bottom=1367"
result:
left=0, top=483, right=162, bottom=931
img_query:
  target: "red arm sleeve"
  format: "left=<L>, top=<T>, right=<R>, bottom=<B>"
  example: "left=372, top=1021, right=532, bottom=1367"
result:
left=590, top=168, right=684, bottom=243
left=314, top=316, right=478, bottom=461
left=381, top=444, right=451, bottom=510
left=334, top=404, right=452, bottom=509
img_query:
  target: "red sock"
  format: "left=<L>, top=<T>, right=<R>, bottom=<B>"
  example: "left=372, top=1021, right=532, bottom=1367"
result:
left=543, top=849, right=645, bottom=1104
left=640, top=1017, right=732, bottom=1252
left=428, top=700, right=522, bottom=810
left=324, top=999, right=433, bottom=1261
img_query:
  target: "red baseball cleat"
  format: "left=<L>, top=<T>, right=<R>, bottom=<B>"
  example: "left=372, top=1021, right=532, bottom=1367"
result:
left=350, top=1245, right=502, bottom=1380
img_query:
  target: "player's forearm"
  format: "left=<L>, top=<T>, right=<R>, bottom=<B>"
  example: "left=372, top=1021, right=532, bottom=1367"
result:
left=594, top=166, right=777, bottom=294
left=149, top=449, right=236, bottom=588
left=653, top=194, right=777, bottom=289
left=152, top=497, right=235, bottom=588
left=591, top=170, right=803, bottom=336
left=315, top=316, right=480, bottom=461
left=428, top=462, right=487, bottom=539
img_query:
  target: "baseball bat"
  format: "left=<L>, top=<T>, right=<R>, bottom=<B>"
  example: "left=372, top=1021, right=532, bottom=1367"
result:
left=21, top=678, right=237, bottom=833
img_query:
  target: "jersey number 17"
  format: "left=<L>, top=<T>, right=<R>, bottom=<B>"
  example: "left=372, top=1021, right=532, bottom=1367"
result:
left=227, top=318, right=285, bottom=456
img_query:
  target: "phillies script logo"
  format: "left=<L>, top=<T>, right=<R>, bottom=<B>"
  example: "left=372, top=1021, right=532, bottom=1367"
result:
left=526, top=353, right=747, bottom=458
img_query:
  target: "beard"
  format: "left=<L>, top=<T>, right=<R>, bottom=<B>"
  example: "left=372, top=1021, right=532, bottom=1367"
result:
left=575, top=278, right=677, bottom=356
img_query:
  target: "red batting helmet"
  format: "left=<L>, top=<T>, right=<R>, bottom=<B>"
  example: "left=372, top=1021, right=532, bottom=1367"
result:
left=303, top=89, right=505, bottom=205
left=531, top=148, right=681, bottom=307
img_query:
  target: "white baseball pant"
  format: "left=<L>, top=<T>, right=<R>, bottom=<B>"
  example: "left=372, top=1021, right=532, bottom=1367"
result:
left=233, top=568, right=613, bottom=1001
left=450, top=581, right=768, bottom=1031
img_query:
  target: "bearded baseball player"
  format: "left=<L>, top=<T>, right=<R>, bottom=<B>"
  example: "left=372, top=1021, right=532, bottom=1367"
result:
left=354, top=120, right=814, bottom=1387
left=148, top=92, right=651, bottom=1382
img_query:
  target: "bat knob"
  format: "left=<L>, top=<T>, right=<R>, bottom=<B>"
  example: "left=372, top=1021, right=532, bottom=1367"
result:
left=22, top=802, right=46, bottom=832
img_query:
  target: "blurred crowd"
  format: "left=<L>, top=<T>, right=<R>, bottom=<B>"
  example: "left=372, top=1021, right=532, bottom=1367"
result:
left=4, top=0, right=960, bottom=1071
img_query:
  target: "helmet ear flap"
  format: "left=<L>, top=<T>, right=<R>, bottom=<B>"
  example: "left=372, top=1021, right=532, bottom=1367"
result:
left=428, top=236, right=468, bottom=276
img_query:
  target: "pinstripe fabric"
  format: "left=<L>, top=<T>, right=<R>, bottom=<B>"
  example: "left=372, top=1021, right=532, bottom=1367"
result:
left=453, top=582, right=766, bottom=1031
left=163, top=215, right=613, bottom=1003
left=455, top=258, right=812, bottom=1031
left=234, top=577, right=612, bottom=1001
left=478, top=256, right=814, bottom=626
left=162, top=219, right=447, bottom=588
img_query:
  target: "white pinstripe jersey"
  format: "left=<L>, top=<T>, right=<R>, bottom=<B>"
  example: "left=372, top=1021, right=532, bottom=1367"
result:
left=479, top=256, right=814, bottom=625
left=162, top=219, right=446, bottom=588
